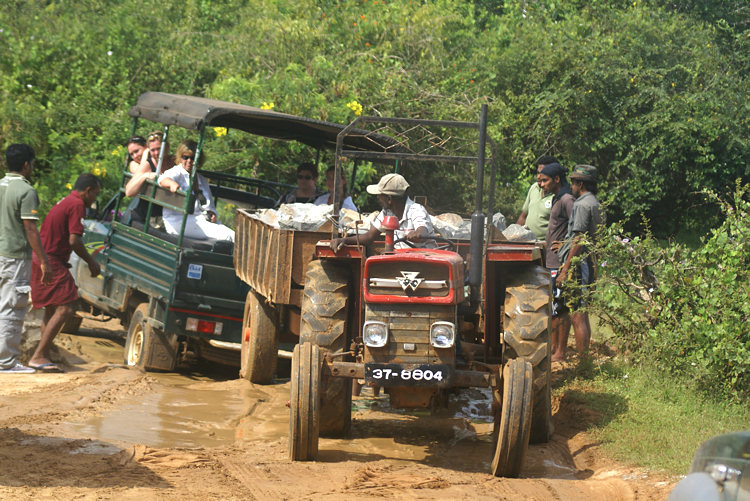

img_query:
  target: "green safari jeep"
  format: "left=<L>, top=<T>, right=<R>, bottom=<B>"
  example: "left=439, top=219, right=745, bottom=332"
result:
left=74, top=92, right=366, bottom=371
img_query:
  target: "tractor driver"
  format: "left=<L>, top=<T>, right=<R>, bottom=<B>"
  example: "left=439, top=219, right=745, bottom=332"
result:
left=330, top=173, right=435, bottom=252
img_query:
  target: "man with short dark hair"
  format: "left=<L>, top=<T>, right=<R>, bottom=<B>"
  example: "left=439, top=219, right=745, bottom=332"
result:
left=28, top=173, right=102, bottom=372
left=330, top=173, right=435, bottom=252
left=538, top=162, right=575, bottom=361
left=0, top=144, right=51, bottom=373
left=554, top=164, right=604, bottom=358
left=517, top=155, right=558, bottom=239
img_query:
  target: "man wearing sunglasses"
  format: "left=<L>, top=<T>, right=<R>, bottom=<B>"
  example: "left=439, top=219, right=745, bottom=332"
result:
left=274, top=162, right=324, bottom=208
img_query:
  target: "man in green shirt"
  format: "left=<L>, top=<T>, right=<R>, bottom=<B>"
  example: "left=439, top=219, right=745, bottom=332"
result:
left=0, top=144, right=51, bottom=373
left=516, top=155, right=557, bottom=239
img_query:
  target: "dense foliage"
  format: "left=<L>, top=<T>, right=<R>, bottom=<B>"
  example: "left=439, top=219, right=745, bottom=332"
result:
left=588, top=182, right=750, bottom=401
left=0, top=0, right=747, bottom=229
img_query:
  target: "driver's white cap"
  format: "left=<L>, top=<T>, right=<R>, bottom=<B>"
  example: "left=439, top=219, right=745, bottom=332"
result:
left=366, top=173, right=409, bottom=196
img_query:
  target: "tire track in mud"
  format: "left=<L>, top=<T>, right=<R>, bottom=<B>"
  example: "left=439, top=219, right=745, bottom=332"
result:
left=217, top=457, right=285, bottom=500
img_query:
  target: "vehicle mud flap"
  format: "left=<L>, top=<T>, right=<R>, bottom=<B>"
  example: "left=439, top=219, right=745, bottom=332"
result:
left=144, top=326, right=179, bottom=371
left=491, top=358, right=533, bottom=477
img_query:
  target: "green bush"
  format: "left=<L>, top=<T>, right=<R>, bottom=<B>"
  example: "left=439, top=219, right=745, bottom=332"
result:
left=1, top=0, right=747, bottom=228
left=589, top=181, right=750, bottom=401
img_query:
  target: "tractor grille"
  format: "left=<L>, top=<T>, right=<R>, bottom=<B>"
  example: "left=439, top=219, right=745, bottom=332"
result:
left=366, top=261, right=452, bottom=298
left=363, top=303, right=455, bottom=364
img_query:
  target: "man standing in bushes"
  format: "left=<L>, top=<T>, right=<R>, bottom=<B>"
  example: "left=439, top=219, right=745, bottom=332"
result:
left=539, top=162, right=576, bottom=362
left=554, top=164, right=603, bottom=358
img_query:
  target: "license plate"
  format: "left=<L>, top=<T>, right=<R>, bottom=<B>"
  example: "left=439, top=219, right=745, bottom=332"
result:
left=364, top=364, right=453, bottom=386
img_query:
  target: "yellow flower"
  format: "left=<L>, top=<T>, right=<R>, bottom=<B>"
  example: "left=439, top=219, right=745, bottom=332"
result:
left=66, top=182, right=73, bottom=190
left=93, top=167, right=101, bottom=176
left=214, top=127, right=228, bottom=137
left=346, top=100, right=363, bottom=116
left=260, top=101, right=275, bottom=110
left=111, top=145, right=124, bottom=156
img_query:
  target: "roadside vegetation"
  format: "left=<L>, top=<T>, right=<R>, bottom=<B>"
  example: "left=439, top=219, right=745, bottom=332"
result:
left=1, top=0, right=747, bottom=474
left=558, top=359, right=749, bottom=474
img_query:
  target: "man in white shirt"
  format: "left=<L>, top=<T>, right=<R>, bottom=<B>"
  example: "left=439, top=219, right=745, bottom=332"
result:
left=330, top=173, right=435, bottom=252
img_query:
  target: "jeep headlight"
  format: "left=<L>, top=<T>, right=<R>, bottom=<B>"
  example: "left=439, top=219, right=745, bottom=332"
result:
left=430, top=321, right=455, bottom=348
left=363, top=321, right=388, bottom=348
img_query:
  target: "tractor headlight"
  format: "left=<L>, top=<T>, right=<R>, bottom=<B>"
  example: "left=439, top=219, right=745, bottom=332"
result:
left=363, top=321, right=388, bottom=348
left=430, top=321, right=455, bottom=348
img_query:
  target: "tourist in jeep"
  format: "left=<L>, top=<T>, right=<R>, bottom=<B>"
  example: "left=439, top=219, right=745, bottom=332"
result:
left=158, top=140, right=234, bottom=242
left=314, top=166, right=358, bottom=212
left=275, top=162, right=324, bottom=207
left=126, top=136, right=148, bottom=174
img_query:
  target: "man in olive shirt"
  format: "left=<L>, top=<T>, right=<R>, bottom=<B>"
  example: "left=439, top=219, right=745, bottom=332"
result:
left=554, top=164, right=604, bottom=358
left=0, top=144, right=51, bottom=373
left=516, top=155, right=558, bottom=239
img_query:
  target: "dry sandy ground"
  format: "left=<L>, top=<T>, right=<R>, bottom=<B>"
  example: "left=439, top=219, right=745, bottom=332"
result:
left=0, top=315, right=678, bottom=500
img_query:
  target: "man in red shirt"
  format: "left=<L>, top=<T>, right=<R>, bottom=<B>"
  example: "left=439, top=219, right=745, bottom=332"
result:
left=29, top=173, right=102, bottom=372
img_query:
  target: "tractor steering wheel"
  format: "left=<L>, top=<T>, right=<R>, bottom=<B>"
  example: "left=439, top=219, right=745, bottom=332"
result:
left=393, top=235, right=456, bottom=252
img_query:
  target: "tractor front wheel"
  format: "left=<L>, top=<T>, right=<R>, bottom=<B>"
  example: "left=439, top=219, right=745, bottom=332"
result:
left=491, top=358, right=533, bottom=477
left=288, top=342, right=321, bottom=461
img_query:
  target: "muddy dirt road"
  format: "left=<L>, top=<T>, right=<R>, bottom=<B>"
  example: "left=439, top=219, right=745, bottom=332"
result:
left=0, top=316, right=677, bottom=500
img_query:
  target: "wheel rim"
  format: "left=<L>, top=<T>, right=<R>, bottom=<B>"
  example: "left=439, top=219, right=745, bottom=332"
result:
left=127, top=323, right=144, bottom=366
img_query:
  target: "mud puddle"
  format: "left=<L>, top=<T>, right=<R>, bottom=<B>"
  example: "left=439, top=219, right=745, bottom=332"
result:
left=61, top=372, right=267, bottom=448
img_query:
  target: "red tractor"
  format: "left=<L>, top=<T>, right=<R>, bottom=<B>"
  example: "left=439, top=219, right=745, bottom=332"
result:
left=288, top=106, right=552, bottom=477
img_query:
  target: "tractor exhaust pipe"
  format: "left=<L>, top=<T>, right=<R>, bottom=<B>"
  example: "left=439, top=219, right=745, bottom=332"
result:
left=469, top=104, right=488, bottom=305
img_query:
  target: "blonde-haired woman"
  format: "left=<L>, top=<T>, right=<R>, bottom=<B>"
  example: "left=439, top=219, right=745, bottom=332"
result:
left=159, top=140, right=234, bottom=241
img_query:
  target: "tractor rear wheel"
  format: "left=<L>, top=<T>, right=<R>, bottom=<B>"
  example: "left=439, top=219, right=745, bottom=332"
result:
left=299, top=260, right=352, bottom=437
left=288, top=342, right=321, bottom=461
left=491, top=358, right=533, bottom=477
left=239, top=289, right=279, bottom=384
left=503, top=265, right=553, bottom=444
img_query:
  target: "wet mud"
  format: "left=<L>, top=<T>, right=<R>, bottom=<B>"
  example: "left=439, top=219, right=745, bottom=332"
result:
left=0, top=317, right=677, bottom=500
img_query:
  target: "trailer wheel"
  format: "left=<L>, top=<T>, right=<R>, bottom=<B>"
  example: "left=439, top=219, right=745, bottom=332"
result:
left=491, top=358, right=533, bottom=477
left=124, top=303, right=178, bottom=372
left=503, top=265, right=553, bottom=444
left=288, top=342, right=321, bottom=461
left=299, top=260, right=352, bottom=437
left=240, top=289, right=279, bottom=384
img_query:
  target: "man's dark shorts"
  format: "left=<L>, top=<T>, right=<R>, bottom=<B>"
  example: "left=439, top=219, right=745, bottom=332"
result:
left=550, top=257, right=594, bottom=316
